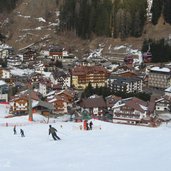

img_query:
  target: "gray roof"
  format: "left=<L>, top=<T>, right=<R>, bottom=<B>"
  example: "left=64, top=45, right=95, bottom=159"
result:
left=110, top=77, right=141, bottom=86
left=33, top=100, right=55, bottom=110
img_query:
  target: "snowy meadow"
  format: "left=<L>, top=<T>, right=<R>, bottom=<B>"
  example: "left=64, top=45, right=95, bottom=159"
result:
left=0, top=116, right=171, bottom=171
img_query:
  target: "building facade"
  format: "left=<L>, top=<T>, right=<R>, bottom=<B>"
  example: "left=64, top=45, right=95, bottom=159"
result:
left=148, top=67, right=171, bottom=89
left=71, top=65, right=110, bottom=89
left=107, top=76, right=143, bottom=93
left=112, top=97, right=150, bottom=125
left=50, top=70, right=71, bottom=88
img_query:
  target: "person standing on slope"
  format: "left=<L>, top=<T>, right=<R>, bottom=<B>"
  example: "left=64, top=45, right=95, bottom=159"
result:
left=13, top=125, right=17, bottom=135
left=49, top=125, right=61, bottom=141
left=89, top=121, right=93, bottom=130
left=20, top=129, right=25, bottom=137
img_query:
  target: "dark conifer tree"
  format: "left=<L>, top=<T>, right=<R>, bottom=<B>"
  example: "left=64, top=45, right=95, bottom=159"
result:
left=163, top=0, right=171, bottom=24
left=60, top=0, right=147, bottom=39
left=151, top=0, right=163, bottom=25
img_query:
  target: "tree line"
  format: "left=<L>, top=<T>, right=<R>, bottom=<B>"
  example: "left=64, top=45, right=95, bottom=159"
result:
left=59, top=0, right=147, bottom=39
left=151, top=0, right=171, bottom=25
left=0, top=0, right=18, bottom=12
left=142, top=39, right=171, bottom=63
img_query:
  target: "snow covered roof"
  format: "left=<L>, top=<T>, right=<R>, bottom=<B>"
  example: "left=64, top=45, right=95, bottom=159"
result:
left=0, top=80, right=7, bottom=86
left=46, top=91, right=56, bottom=97
left=114, top=45, right=127, bottom=50
left=10, top=67, right=34, bottom=76
left=165, top=86, right=171, bottom=92
left=0, top=44, right=12, bottom=49
left=150, top=67, right=170, bottom=73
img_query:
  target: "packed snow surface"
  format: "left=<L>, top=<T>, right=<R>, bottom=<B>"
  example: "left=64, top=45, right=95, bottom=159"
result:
left=0, top=115, right=171, bottom=171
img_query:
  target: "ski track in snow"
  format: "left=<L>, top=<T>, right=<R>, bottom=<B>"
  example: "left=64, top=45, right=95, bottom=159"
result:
left=0, top=117, right=171, bottom=171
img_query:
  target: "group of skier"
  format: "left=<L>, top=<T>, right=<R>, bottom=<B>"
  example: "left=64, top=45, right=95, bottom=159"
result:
left=83, top=120, right=93, bottom=130
left=13, top=120, right=94, bottom=141
left=13, top=125, right=25, bottom=137
left=13, top=124, right=61, bottom=141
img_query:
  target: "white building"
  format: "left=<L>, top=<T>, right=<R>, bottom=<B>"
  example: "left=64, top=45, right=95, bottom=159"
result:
left=148, top=67, right=171, bottom=89
left=165, top=86, right=171, bottom=97
left=1, top=69, right=11, bottom=79
left=155, top=97, right=170, bottom=112
left=50, top=70, right=71, bottom=89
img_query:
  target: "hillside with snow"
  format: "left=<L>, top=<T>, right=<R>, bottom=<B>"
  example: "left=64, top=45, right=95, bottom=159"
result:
left=1, top=0, right=170, bottom=56
left=0, top=115, right=171, bottom=171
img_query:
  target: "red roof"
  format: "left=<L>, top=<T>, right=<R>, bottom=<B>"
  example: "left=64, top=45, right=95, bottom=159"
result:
left=71, top=65, right=109, bottom=76
left=125, top=97, right=147, bottom=113
left=80, top=96, right=106, bottom=108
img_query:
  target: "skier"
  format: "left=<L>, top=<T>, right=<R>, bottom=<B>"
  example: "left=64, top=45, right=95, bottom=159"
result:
left=86, top=121, right=89, bottom=130
left=89, top=121, right=93, bottom=130
left=83, top=120, right=87, bottom=130
left=49, top=125, right=61, bottom=140
left=13, top=125, right=17, bottom=135
left=20, top=129, right=25, bottom=137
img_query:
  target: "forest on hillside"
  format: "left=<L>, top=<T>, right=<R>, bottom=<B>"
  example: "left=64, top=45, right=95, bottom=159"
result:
left=142, top=39, right=171, bottom=63
left=59, top=0, right=147, bottom=39
left=60, top=0, right=171, bottom=40
left=0, top=0, right=18, bottom=12
left=151, top=0, right=171, bottom=25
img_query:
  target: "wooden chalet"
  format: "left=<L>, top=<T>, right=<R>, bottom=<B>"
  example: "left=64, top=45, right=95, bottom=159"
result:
left=22, top=47, right=37, bottom=63
left=10, top=90, right=41, bottom=116
left=32, top=100, right=54, bottom=116
left=48, top=96, right=69, bottom=114
left=12, top=97, right=28, bottom=115
left=79, top=95, right=106, bottom=118
left=112, top=97, right=151, bottom=126
left=56, top=89, right=75, bottom=103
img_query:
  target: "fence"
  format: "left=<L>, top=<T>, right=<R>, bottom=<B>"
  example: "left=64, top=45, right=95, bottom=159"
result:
left=0, top=119, right=57, bottom=127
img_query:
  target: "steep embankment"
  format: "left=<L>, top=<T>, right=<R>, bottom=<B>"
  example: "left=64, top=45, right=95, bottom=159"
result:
left=144, top=16, right=171, bottom=40
left=2, top=0, right=59, bottom=50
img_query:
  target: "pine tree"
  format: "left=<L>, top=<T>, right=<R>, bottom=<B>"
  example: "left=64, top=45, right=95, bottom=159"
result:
left=0, top=0, right=18, bottom=11
left=60, top=0, right=147, bottom=39
left=163, top=0, right=171, bottom=24
left=132, top=11, right=141, bottom=37
left=142, top=39, right=171, bottom=63
left=151, top=0, right=163, bottom=25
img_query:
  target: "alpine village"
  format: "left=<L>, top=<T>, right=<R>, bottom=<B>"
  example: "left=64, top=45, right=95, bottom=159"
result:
left=0, top=0, right=171, bottom=128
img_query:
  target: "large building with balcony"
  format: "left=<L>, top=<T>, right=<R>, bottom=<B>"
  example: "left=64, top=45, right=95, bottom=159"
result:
left=148, top=67, right=171, bottom=89
left=107, top=76, right=143, bottom=93
left=112, top=97, right=152, bottom=125
left=71, top=65, right=110, bottom=89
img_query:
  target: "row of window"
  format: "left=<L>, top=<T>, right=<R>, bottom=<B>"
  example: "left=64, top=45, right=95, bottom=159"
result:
left=114, top=114, right=140, bottom=119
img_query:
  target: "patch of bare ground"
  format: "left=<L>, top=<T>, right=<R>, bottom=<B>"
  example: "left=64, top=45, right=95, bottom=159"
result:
left=143, top=16, right=171, bottom=40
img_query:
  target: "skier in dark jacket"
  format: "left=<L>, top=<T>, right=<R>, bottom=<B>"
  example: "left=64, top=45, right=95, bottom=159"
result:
left=13, top=125, right=17, bottom=135
left=49, top=125, right=61, bottom=140
left=86, top=121, right=89, bottom=130
left=20, top=129, right=25, bottom=137
left=89, top=121, right=93, bottom=130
